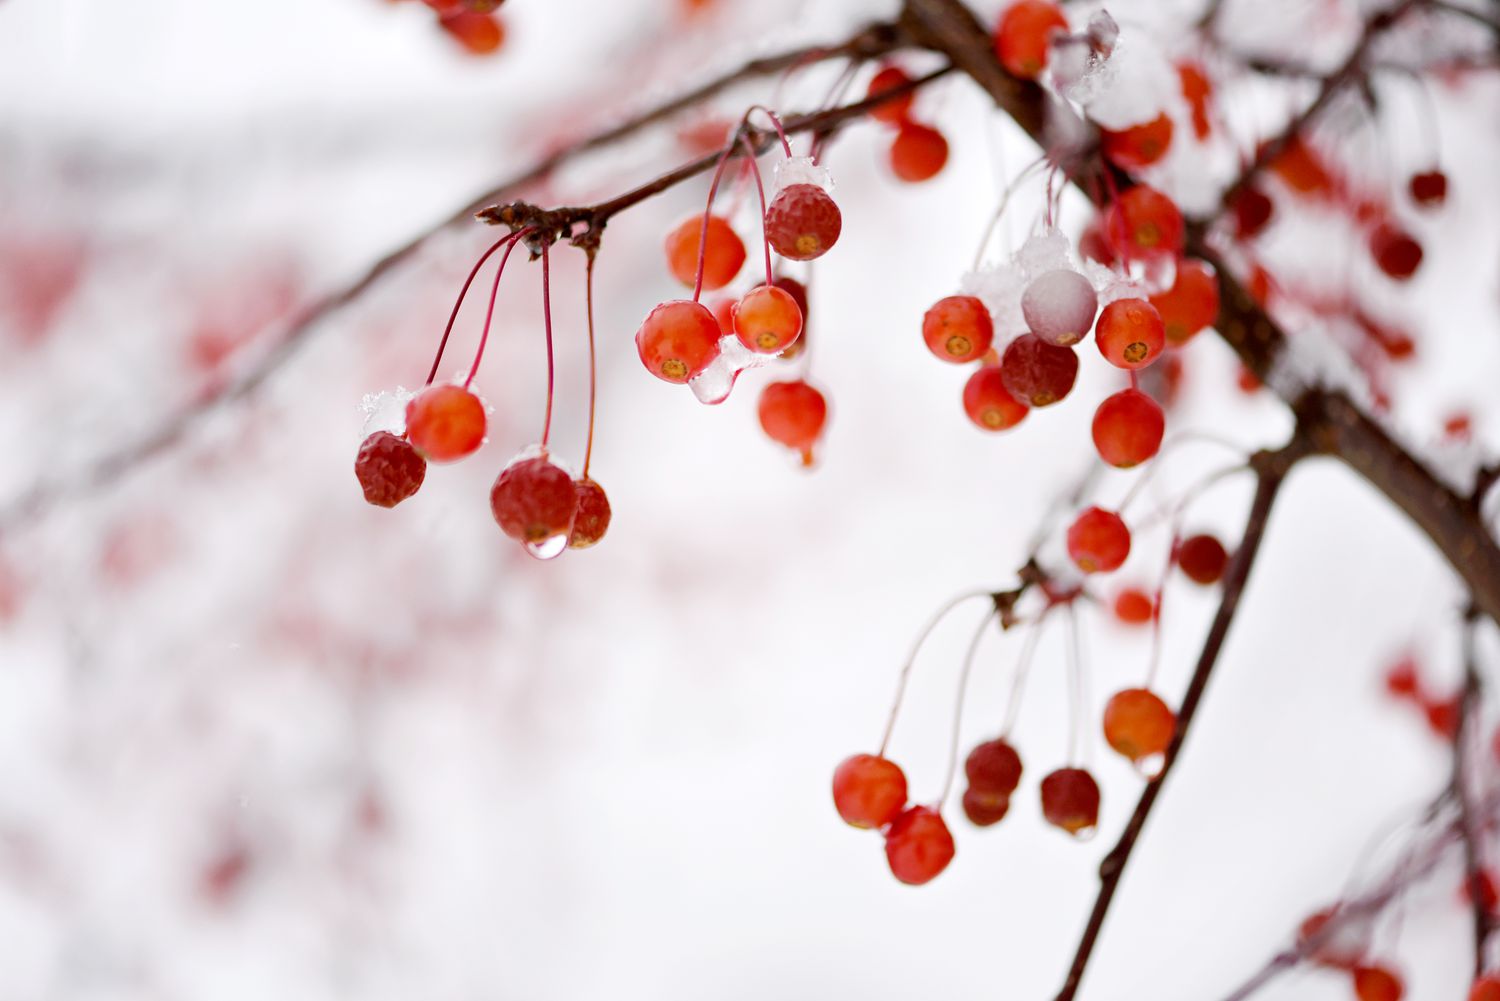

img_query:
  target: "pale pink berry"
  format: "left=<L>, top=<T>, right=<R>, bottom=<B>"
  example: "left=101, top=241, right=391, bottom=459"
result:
left=1022, top=269, right=1098, bottom=347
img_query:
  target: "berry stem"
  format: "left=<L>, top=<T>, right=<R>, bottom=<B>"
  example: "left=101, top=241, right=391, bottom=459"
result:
left=941, top=609, right=998, bottom=806
left=878, top=590, right=994, bottom=758
left=739, top=135, right=776, bottom=288
left=463, top=227, right=532, bottom=391
left=582, top=252, right=599, bottom=478
left=999, top=611, right=1051, bottom=739
left=747, top=105, right=794, bottom=158
left=692, top=128, right=744, bottom=303
left=539, top=239, right=556, bottom=451
left=971, top=155, right=1046, bottom=271
left=1065, top=603, right=1089, bottom=765
left=1117, top=435, right=1250, bottom=516
left=427, top=231, right=523, bottom=386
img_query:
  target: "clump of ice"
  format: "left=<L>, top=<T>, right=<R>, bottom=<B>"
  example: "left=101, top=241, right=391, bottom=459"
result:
left=688, top=335, right=778, bottom=405
left=359, top=386, right=414, bottom=437
left=1049, top=11, right=1121, bottom=104
left=773, top=156, right=832, bottom=194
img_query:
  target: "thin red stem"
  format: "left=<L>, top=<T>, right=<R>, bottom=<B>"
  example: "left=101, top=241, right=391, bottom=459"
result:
left=464, top=228, right=531, bottom=390
left=539, top=240, right=556, bottom=451
left=426, top=232, right=521, bottom=386
left=747, top=105, right=794, bottom=158
left=582, top=253, right=598, bottom=479
left=692, top=130, right=743, bottom=303
left=941, top=610, right=997, bottom=806
left=739, top=136, right=775, bottom=288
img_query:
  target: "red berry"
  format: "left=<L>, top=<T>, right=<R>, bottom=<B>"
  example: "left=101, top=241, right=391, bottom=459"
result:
left=1232, top=187, right=1274, bottom=238
left=1113, top=587, right=1155, bottom=625
left=1096, top=298, right=1166, bottom=370
left=732, top=284, right=803, bottom=353
left=962, top=787, right=1012, bottom=827
left=1409, top=170, right=1447, bottom=207
left=489, top=455, right=579, bottom=553
left=1000, top=334, right=1078, bottom=407
left=994, top=0, right=1068, bottom=80
left=1178, top=63, right=1212, bottom=140
left=1102, top=113, right=1174, bottom=170
left=1382, top=656, right=1421, bottom=699
left=889, top=123, right=949, bottom=182
left=1040, top=767, right=1100, bottom=836
left=764, top=184, right=842, bottom=261
left=354, top=431, right=427, bottom=508
left=1471, top=976, right=1500, bottom=1001
left=1369, top=224, right=1422, bottom=280
left=1067, top=506, right=1130, bottom=574
left=773, top=276, right=810, bottom=359
left=963, top=365, right=1029, bottom=431
left=1103, top=688, right=1176, bottom=768
left=1092, top=388, right=1164, bottom=468
left=1150, top=259, right=1219, bottom=345
left=832, top=754, right=908, bottom=829
left=884, top=805, right=956, bottom=884
left=1104, top=186, right=1185, bottom=260
left=966, top=738, right=1023, bottom=794
left=437, top=10, right=505, bottom=55
left=758, top=379, right=828, bottom=463
left=1352, top=965, right=1404, bottom=1001
left=635, top=299, right=722, bottom=383
left=1022, top=269, right=1097, bottom=347
left=1176, top=533, right=1229, bottom=585
left=664, top=215, right=745, bottom=290
left=1463, top=868, right=1499, bottom=913
left=866, top=66, right=916, bottom=125
left=923, top=295, right=994, bottom=363
left=1425, top=695, right=1460, bottom=739
left=1270, top=136, right=1338, bottom=196
left=405, top=384, right=487, bottom=462
left=567, top=478, right=611, bottom=549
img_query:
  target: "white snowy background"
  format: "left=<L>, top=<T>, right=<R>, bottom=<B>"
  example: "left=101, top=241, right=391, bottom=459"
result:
left=0, top=0, right=1495, bottom=999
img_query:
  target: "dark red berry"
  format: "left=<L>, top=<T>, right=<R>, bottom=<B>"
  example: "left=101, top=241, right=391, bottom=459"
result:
left=1369, top=224, right=1422, bottom=280
left=1000, top=334, right=1078, bottom=407
left=965, top=738, right=1023, bottom=794
left=568, top=478, right=612, bottom=549
left=1408, top=170, right=1447, bottom=207
left=1067, top=507, right=1130, bottom=573
left=1176, top=533, right=1228, bottom=584
left=962, top=787, right=1011, bottom=827
left=764, top=184, right=842, bottom=261
left=355, top=431, right=427, bottom=508
left=489, top=455, right=578, bottom=552
left=1040, top=767, right=1100, bottom=836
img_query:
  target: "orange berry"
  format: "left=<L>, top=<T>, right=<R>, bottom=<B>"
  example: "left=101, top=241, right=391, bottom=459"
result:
left=663, top=215, right=745, bottom=290
left=1096, top=298, right=1166, bottom=370
left=405, top=384, right=487, bottom=462
left=758, top=380, right=828, bottom=461
left=437, top=10, right=505, bottom=55
left=832, top=753, right=908, bottom=829
left=923, top=295, right=994, bottom=363
left=866, top=66, right=916, bottom=126
left=731, top=284, right=803, bottom=353
left=995, top=0, right=1068, bottom=80
left=962, top=365, right=1029, bottom=431
left=889, top=123, right=949, bottom=182
left=1103, top=688, right=1176, bottom=767
left=884, top=806, right=956, bottom=884
left=635, top=300, right=722, bottom=383
left=1104, top=186, right=1184, bottom=260
left=1102, top=113, right=1174, bottom=170
left=1150, top=259, right=1220, bottom=345
left=1352, top=965, right=1404, bottom=1001
left=1067, top=507, right=1130, bottom=573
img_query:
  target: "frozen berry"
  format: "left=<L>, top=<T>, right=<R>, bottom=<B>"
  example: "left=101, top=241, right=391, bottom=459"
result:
left=1103, top=688, right=1176, bottom=767
left=1102, top=113, right=1174, bottom=170
left=1092, top=388, right=1164, bottom=468
left=490, top=455, right=579, bottom=551
left=994, top=0, right=1068, bottom=80
left=1067, top=506, right=1130, bottom=573
left=1352, top=966, right=1404, bottom=1001
left=1113, top=588, right=1155, bottom=625
left=965, top=738, right=1023, bottom=794
left=635, top=299, right=722, bottom=383
left=884, top=805, right=956, bottom=884
left=405, top=384, right=487, bottom=462
left=1040, top=767, right=1100, bottom=836
left=732, top=284, right=803, bottom=353
left=866, top=66, right=916, bottom=125
left=1408, top=170, right=1447, bottom=207
left=758, top=379, right=828, bottom=463
left=765, top=184, right=842, bottom=261
left=1105, top=185, right=1184, bottom=259
left=1001, top=334, right=1078, bottom=407
left=1022, top=269, right=1097, bottom=347
left=567, top=478, right=611, bottom=549
left=664, top=215, right=745, bottom=290
left=1176, top=534, right=1228, bottom=584
left=1150, top=259, right=1219, bottom=345
left=923, top=295, right=994, bottom=363
left=963, top=365, right=1029, bottom=431
left=1369, top=224, right=1422, bottom=280
left=832, top=753, right=907, bottom=829
left=889, top=123, right=949, bottom=182
left=354, top=431, right=427, bottom=508
left=1096, top=298, right=1166, bottom=370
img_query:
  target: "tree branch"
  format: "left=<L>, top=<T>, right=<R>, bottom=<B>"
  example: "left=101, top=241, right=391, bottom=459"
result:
left=1455, top=607, right=1494, bottom=977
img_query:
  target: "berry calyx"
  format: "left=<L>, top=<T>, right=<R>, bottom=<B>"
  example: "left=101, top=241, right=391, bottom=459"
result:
left=1369, top=223, right=1422, bottom=280
left=1067, top=506, right=1131, bottom=574
left=405, top=384, right=487, bottom=462
left=758, top=379, right=828, bottom=464
left=567, top=478, right=612, bottom=550
left=1095, top=298, right=1166, bottom=369
left=1102, top=113, right=1174, bottom=170
left=764, top=184, right=842, bottom=261
left=832, top=753, right=908, bottom=829
left=889, top=123, right=949, bottom=182
left=1408, top=170, right=1447, bottom=207
left=962, top=365, right=1029, bottom=431
left=923, top=295, right=995, bottom=363
left=489, top=455, right=579, bottom=556
left=1351, top=965, right=1404, bottom=1001
left=354, top=431, right=427, bottom=508
left=1176, top=533, right=1229, bottom=585
left=1040, top=767, right=1101, bottom=837
left=1022, top=269, right=1098, bottom=347
left=664, top=214, right=746, bottom=291
left=866, top=66, right=916, bottom=125
left=732, top=284, right=804, bottom=353
left=635, top=299, right=722, bottom=383
left=1000, top=334, right=1079, bottom=407
left=1113, top=588, right=1155, bottom=625
left=1102, top=688, right=1176, bottom=769
left=1150, top=259, right=1220, bottom=345
left=1105, top=186, right=1185, bottom=260
left=994, top=0, right=1068, bottom=80
left=1092, top=388, right=1165, bottom=468
left=884, top=805, right=956, bottom=884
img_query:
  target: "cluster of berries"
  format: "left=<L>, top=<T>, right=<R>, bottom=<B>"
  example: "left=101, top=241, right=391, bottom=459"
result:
left=864, top=67, right=950, bottom=183
left=389, top=0, right=507, bottom=56
left=1381, top=653, right=1463, bottom=740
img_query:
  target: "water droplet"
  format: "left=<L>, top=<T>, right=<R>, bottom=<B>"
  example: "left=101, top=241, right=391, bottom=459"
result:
left=525, top=533, right=569, bottom=561
left=1133, top=753, right=1165, bottom=780
left=1069, top=823, right=1099, bottom=843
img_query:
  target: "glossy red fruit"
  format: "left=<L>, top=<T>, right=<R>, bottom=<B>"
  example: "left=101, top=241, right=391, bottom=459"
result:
left=1113, top=588, right=1155, bottom=625
left=1369, top=224, right=1422, bottom=280
left=1408, top=170, right=1447, bottom=207
left=405, top=384, right=487, bottom=462
left=963, top=366, right=1029, bottom=431
left=1470, top=976, right=1500, bottom=1001
left=1177, top=533, right=1229, bottom=584
left=966, top=739, right=1023, bottom=794
left=866, top=66, right=916, bottom=125
left=1103, top=688, right=1176, bottom=767
left=1092, top=389, right=1164, bottom=468
left=1000, top=334, right=1078, bottom=407
left=832, top=753, right=908, bottom=829
left=567, top=478, right=611, bottom=549
left=354, top=431, right=427, bottom=508
left=1352, top=965, right=1404, bottom=1001
left=1040, top=767, right=1100, bottom=836
left=1150, top=259, right=1220, bottom=345
left=1022, top=269, right=1097, bottom=347
left=1104, top=186, right=1185, bottom=260
left=732, top=284, right=803, bottom=353
left=635, top=300, right=722, bottom=383
left=773, top=276, right=810, bottom=359
left=1096, top=298, right=1166, bottom=369
left=758, top=380, right=828, bottom=464
left=438, top=10, right=505, bottom=54
left=995, top=0, right=1068, bottom=80
left=1102, top=113, right=1174, bottom=170
left=923, top=295, right=994, bottom=363
left=890, top=123, right=949, bottom=182
left=765, top=184, right=842, bottom=261
left=490, top=455, right=578, bottom=548
left=1232, top=187, right=1274, bottom=238
left=664, top=215, right=746, bottom=290
left=884, top=806, right=956, bottom=884
left=1067, top=507, right=1130, bottom=574
left=962, top=787, right=1012, bottom=827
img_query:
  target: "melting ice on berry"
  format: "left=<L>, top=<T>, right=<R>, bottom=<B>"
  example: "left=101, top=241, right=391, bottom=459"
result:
left=360, top=386, right=415, bottom=437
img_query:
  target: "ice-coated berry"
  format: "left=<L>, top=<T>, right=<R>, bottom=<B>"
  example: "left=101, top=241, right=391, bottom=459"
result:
left=567, top=478, right=612, bottom=549
left=765, top=184, right=842, bottom=261
left=923, top=295, right=994, bottom=363
left=635, top=299, right=722, bottom=383
left=1022, top=269, right=1097, bottom=347
left=1040, top=767, right=1100, bottom=836
left=1096, top=298, right=1166, bottom=370
left=1092, top=388, right=1164, bottom=468
left=354, top=431, right=427, bottom=508
left=490, top=455, right=578, bottom=547
left=963, top=366, right=1029, bottom=431
left=1067, top=506, right=1130, bottom=573
left=732, top=284, right=803, bottom=353
left=405, top=384, right=487, bottom=462
left=664, top=215, right=745, bottom=290
left=1000, top=334, right=1078, bottom=407
left=832, top=753, right=908, bottom=829
left=884, top=805, right=956, bottom=884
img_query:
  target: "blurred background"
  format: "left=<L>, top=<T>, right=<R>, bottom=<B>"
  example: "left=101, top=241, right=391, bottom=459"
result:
left=0, top=0, right=1494, bottom=998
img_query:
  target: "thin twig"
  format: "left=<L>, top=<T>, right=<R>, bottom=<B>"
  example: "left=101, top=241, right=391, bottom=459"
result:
left=1456, top=606, right=1494, bottom=977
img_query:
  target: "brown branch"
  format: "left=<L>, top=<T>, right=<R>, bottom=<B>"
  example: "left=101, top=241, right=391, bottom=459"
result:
left=1456, top=607, right=1494, bottom=977
left=1051, top=446, right=1298, bottom=1001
